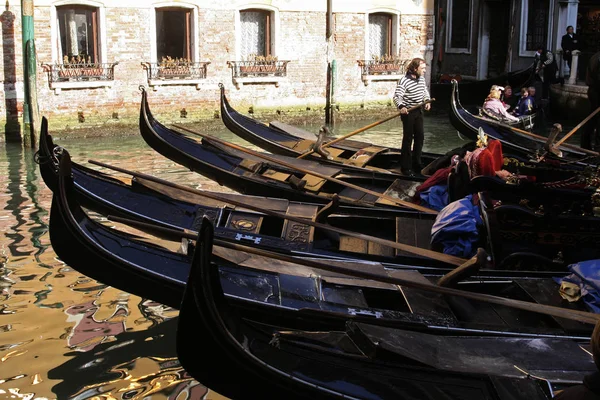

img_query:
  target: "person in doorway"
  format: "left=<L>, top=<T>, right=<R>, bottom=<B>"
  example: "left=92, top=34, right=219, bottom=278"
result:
left=582, top=51, right=600, bottom=150
left=393, top=57, right=431, bottom=176
left=561, top=25, right=579, bottom=71
left=553, top=319, right=600, bottom=399
left=534, top=45, right=558, bottom=99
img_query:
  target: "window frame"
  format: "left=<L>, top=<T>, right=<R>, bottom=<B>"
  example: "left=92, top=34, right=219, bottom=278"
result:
left=445, top=0, right=473, bottom=54
left=50, top=0, right=107, bottom=65
left=519, top=0, right=553, bottom=57
left=235, top=6, right=279, bottom=61
left=149, top=2, right=198, bottom=64
left=365, top=11, right=399, bottom=60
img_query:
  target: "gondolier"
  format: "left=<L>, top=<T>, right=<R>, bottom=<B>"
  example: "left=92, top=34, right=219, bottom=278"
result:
left=393, top=57, right=431, bottom=176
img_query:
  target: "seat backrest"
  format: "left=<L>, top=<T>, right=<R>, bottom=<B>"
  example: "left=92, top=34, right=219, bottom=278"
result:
left=448, top=161, right=470, bottom=202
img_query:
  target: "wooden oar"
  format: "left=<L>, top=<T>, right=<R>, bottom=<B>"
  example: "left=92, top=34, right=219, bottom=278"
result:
left=170, top=124, right=438, bottom=215
left=554, top=106, right=600, bottom=148
left=108, top=214, right=600, bottom=326
left=89, top=159, right=462, bottom=265
left=297, top=98, right=435, bottom=159
left=471, top=113, right=600, bottom=157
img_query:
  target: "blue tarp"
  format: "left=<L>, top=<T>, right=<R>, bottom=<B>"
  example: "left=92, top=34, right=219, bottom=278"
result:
left=554, top=260, right=600, bottom=313
left=418, top=184, right=449, bottom=212
left=430, top=195, right=482, bottom=258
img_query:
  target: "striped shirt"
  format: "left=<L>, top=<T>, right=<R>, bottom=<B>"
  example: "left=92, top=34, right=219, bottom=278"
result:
left=393, top=74, right=430, bottom=109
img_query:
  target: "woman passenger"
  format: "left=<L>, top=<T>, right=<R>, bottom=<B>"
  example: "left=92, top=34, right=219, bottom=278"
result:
left=482, top=85, right=520, bottom=123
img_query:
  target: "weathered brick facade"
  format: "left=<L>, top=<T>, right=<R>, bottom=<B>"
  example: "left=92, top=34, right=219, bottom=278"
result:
left=0, top=0, right=434, bottom=140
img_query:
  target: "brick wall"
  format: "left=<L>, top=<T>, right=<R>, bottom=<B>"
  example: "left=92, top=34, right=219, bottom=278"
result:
left=0, top=2, right=434, bottom=140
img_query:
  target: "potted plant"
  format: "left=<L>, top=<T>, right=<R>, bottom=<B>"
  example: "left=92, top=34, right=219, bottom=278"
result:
left=158, top=56, right=191, bottom=78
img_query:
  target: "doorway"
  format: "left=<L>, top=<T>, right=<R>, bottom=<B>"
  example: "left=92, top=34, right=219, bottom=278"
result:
left=478, top=0, right=511, bottom=79
left=576, top=2, right=600, bottom=80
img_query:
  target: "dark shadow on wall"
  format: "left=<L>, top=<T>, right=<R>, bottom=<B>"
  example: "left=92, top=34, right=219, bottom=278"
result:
left=2, top=2, right=21, bottom=142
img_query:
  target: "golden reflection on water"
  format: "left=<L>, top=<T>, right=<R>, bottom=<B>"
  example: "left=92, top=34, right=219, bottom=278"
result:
left=0, top=114, right=462, bottom=399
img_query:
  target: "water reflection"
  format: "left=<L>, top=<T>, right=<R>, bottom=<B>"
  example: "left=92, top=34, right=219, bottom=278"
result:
left=3, top=142, right=27, bottom=257
left=0, top=114, right=465, bottom=399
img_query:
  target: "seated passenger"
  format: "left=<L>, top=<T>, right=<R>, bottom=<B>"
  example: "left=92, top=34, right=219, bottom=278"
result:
left=513, top=88, right=534, bottom=116
left=501, top=85, right=518, bottom=112
left=482, top=85, right=520, bottom=123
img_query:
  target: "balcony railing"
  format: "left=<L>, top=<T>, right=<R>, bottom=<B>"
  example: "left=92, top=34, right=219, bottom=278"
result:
left=42, top=62, right=119, bottom=83
left=357, top=59, right=409, bottom=76
left=228, top=60, right=290, bottom=78
left=356, top=59, right=410, bottom=86
left=141, top=61, right=210, bottom=81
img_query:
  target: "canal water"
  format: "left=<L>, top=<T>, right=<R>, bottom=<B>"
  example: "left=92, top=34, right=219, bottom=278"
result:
left=0, top=110, right=562, bottom=399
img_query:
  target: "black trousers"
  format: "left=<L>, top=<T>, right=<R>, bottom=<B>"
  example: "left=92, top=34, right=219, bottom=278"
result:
left=400, top=108, right=424, bottom=172
left=582, top=86, right=600, bottom=150
left=541, top=66, right=557, bottom=99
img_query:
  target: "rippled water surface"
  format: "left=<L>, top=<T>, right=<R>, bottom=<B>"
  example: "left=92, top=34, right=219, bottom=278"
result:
left=0, top=112, right=473, bottom=399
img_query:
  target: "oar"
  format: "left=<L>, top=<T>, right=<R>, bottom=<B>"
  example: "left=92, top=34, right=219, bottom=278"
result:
left=108, top=214, right=600, bottom=326
left=170, top=124, right=438, bottom=215
left=554, top=106, right=600, bottom=148
left=471, top=113, right=600, bottom=157
left=89, top=159, right=462, bottom=266
left=297, top=98, right=435, bottom=159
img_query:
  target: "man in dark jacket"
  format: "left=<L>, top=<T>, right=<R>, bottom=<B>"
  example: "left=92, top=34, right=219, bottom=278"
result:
left=561, top=26, right=580, bottom=70
left=553, top=320, right=600, bottom=399
left=581, top=51, right=600, bottom=150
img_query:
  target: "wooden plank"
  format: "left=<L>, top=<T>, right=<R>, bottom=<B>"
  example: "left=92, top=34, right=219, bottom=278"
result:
left=368, top=241, right=395, bottom=257
left=226, top=211, right=263, bottom=233
left=302, top=174, right=327, bottom=192
left=396, top=217, right=434, bottom=256
left=321, top=275, right=397, bottom=291
left=270, top=121, right=317, bottom=140
left=134, top=177, right=291, bottom=212
left=281, top=203, right=318, bottom=246
left=262, top=169, right=291, bottom=182
left=339, top=236, right=368, bottom=254
left=345, top=145, right=387, bottom=167
left=292, top=139, right=315, bottom=153
left=238, top=158, right=263, bottom=172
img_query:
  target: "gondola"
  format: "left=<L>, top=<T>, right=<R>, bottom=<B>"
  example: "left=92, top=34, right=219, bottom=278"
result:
left=40, top=134, right=452, bottom=270
left=218, top=83, right=444, bottom=178
left=138, top=87, right=434, bottom=213
left=43, top=127, right=600, bottom=272
left=176, top=220, right=596, bottom=400
left=218, top=84, right=597, bottom=186
left=430, top=65, right=536, bottom=109
left=50, top=150, right=598, bottom=347
left=449, top=79, right=600, bottom=165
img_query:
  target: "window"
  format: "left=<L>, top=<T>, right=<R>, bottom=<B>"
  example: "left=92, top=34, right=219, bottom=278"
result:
left=155, top=7, right=192, bottom=61
left=46, top=4, right=116, bottom=93
left=369, top=13, right=392, bottom=58
left=525, top=0, right=549, bottom=51
left=446, top=0, right=472, bottom=52
left=240, top=9, right=272, bottom=58
left=56, top=5, right=99, bottom=63
left=519, top=0, right=551, bottom=55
